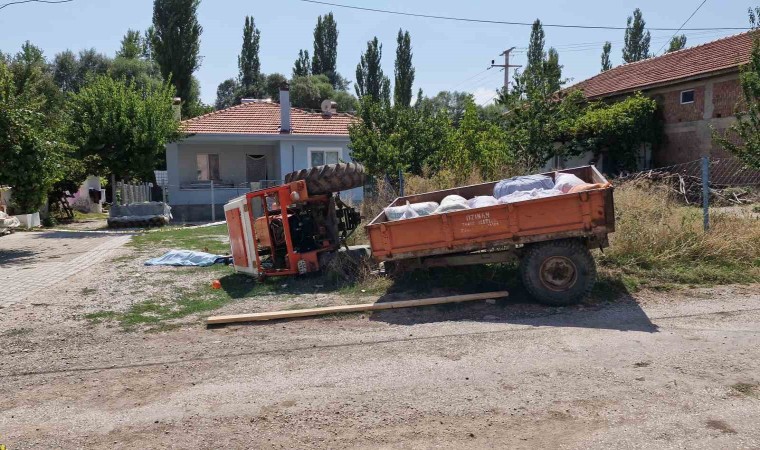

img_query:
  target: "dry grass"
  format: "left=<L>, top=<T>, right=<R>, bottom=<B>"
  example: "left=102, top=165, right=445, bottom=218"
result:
left=599, top=180, right=760, bottom=289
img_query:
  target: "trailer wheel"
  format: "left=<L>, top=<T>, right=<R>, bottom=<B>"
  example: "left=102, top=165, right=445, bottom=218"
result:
left=284, top=162, right=365, bottom=195
left=519, top=239, right=596, bottom=306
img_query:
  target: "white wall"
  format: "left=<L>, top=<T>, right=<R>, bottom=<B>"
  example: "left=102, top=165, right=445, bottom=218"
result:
left=176, top=142, right=278, bottom=185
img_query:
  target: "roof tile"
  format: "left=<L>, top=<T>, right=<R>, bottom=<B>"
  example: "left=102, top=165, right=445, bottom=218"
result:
left=181, top=102, right=355, bottom=135
left=568, top=31, right=756, bottom=99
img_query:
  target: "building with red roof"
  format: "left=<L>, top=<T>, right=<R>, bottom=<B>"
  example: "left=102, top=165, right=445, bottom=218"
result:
left=165, top=84, right=358, bottom=221
left=566, top=31, right=755, bottom=169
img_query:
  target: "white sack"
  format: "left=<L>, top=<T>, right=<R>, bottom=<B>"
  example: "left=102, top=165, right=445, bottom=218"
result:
left=467, top=196, right=499, bottom=209
left=384, top=201, right=439, bottom=221
left=554, top=172, right=586, bottom=193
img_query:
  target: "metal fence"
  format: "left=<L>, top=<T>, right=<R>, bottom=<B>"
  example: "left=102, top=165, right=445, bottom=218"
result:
left=114, top=181, right=155, bottom=205
left=619, top=156, right=760, bottom=231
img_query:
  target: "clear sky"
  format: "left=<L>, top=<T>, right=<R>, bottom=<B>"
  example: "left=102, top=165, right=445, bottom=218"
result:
left=0, top=0, right=752, bottom=106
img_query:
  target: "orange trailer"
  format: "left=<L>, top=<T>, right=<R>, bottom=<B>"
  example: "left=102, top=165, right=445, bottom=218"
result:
left=365, top=166, right=615, bottom=305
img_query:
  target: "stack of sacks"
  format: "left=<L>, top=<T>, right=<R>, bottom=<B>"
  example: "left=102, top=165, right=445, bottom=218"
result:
left=384, top=201, right=439, bottom=221
left=382, top=172, right=608, bottom=222
left=433, top=195, right=469, bottom=214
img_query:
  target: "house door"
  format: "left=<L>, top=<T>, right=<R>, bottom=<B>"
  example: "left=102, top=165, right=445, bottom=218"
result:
left=246, top=155, right=268, bottom=185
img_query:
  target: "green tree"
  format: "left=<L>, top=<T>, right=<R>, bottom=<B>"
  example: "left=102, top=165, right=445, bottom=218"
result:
left=394, top=29, right=414, bottom=107
left=416, top=90, right=473, bottom=127
left=117, top=29, right=144, bottom=59
left=564, top=93, right=660, bottom=170
left=263, top=73, right=287, bottom=102
left=151, top=0, right=203, bottom=116
left=714, top=8, right=760, bottom=169
left=143, top=26, right=156, bottom=60
left=349, top=96, right=453, bottom=177
left=522, top=19, right=546, bottom=92
left=447, top=97, right=511, bottom=180
left=516, top=20, right=562, bottom=98
left=110, top=57, right=163, bottom=92
left=311, top=12, right=339, bottom=88
left=601, top=41, right=612, bottom=72
left=293, top=49, right=311, bottom=78
left=0, top=61, right=65, bottom=213
left=667, top=35, right=687, bottom=53
left=67, top=75, right=180, bottom=180
left=622, top=8, right=651, bottom=63
left=52, top=50, right=79, bottom=93
left=291, top=74, right=357, bottom=112
left=355, top=37, right=390, bottom=103
left=238, top=16, right=261, bottom=97
left=544, top=47, right=562, bottom=94
left=215, top=78, right=240, bottom=110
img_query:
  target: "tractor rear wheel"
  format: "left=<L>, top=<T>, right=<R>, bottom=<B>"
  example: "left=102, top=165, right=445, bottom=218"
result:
left=284, top=162, right=365, bottom=195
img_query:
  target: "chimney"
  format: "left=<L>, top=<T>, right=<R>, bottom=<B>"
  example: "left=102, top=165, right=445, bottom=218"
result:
left=280, top=82, right=291, bottom=133
left=172, top=97, right=182, bottom=121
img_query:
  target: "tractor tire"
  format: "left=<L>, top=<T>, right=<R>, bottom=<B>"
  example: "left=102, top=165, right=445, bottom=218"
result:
left=284, top=162, right=365, bottom=195
left=519, top=239, right=596, bottom=306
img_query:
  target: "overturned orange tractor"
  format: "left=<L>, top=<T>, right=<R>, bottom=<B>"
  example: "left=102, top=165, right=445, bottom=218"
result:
left=224, top=162, right=364, bottom=278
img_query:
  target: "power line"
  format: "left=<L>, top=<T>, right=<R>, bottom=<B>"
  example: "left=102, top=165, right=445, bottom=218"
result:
left=655, top=0, right=710, bottom=55
left=449, top=67, right=492, bottom=90
left=298, top=0, right=746, bottom=31
left=0, top=0, right=72, bottom=11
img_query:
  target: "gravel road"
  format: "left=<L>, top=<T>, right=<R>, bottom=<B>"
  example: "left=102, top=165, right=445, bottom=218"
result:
left=1, top=268, right=758, bottom=450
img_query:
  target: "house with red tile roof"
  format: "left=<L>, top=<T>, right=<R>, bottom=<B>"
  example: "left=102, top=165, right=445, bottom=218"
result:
left=565, top=31, right=755, bottom=169
left=166, top=84, right=357, bottom=221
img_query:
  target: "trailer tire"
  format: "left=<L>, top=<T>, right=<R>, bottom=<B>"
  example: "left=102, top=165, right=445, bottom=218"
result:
left=519, top=239, right=596, bottom=306
left=284, top=162, right=365, bottom=195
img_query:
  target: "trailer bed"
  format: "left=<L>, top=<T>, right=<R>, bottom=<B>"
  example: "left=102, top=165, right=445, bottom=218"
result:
left=366, top=166, right=615, bottom=261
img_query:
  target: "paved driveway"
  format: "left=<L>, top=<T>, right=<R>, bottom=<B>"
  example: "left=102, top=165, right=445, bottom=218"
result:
left=0, top=231, right=130, bottom=308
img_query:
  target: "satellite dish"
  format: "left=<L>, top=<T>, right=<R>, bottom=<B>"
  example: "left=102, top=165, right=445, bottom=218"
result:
left=321, top=99, right=338, bottom=115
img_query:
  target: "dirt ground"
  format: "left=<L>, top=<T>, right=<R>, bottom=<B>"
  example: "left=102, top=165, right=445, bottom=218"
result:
left=1, top=238, right=759, bottom=449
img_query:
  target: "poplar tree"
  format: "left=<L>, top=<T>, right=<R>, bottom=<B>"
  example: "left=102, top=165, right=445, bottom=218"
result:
left=293, top=49, right=311, bottom=78
left=311, top=13, right=339, bottom=88
left=151, top=0, right=203, bottom=115
left=355, top=37, right=390, bottom=103
left=238, top=16, right=261, bottom=97
left=394, top=29, right=414, bottom=107
left=601, top=41, right=612, bottom=72
left=622, top=8, right=651, bottom=63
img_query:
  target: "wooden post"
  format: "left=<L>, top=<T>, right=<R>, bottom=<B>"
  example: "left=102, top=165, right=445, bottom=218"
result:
left=206, top=291, right=509, bottom=325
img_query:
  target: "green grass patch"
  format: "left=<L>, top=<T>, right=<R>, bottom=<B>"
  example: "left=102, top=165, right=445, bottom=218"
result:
left=73, top=211, right=109, bottom=221
left=83, top=272, right=262, bottom=330
left=128, top=224, right=230, bottom=254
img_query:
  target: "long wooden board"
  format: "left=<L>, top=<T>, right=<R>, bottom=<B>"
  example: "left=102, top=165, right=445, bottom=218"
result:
left=206, top=291, right=509, bottom=325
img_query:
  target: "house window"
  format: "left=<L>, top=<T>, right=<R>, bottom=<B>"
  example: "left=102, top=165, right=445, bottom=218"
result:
left=309, top=148, right=340, bottom=167
left=196, top=154, right=220, bottom=181
left=680, top=90, right=695, bottom=104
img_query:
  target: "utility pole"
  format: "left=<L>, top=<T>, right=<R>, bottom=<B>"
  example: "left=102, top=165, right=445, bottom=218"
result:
left=491, top=47, right=521, bottom=94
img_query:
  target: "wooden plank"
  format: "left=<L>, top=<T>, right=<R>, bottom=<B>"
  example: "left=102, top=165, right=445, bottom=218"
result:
left=206, top=291, right=509, bottom=325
